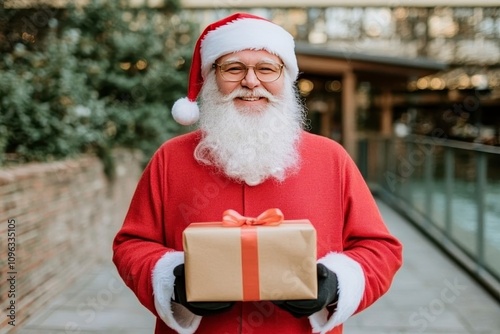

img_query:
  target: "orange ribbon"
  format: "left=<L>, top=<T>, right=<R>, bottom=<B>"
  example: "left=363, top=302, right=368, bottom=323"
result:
left=222, top=208, right=284, bottom=227
left=221, top=208, right=284, bottom=301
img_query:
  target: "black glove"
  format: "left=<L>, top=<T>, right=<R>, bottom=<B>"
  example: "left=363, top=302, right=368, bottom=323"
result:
left=273, top=263, right=338, bottom=318
left=173, top=264, right=235, bottom=316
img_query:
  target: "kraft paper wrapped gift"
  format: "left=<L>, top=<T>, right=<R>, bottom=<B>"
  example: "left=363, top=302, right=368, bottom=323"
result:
left=183, top=209, right=317, bottom=302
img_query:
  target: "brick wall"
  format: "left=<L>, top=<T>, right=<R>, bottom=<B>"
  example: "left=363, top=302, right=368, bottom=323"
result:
left=0, top=149, right=142, bottom=331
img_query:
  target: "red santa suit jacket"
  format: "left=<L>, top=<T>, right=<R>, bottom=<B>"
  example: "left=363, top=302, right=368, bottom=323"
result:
left=113, top=130, right=402, bottom=334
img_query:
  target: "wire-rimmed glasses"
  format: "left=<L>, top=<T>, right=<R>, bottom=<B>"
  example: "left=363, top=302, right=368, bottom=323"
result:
left=212, top=61, right=284, bottom=82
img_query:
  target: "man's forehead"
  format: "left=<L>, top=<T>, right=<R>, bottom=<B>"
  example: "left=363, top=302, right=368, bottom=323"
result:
left=218, top=50, right=281, bottom=63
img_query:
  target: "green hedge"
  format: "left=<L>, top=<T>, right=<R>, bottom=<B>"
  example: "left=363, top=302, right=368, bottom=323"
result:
left=0, top=0, right=195, bottom=171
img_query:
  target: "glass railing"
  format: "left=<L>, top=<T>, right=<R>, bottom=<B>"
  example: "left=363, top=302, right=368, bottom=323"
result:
left=358, top=134, right=500, bottom=301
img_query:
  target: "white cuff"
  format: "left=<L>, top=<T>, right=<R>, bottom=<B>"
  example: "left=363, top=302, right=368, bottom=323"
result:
left=152, top=251, right=202, bottom=334
left=309, top=252, right=365, bottom=334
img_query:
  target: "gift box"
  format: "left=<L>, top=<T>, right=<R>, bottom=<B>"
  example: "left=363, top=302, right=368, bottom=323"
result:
left=183, top=209, right=317, bottom=302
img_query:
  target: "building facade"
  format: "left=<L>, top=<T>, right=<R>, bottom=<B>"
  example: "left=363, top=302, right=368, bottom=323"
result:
left=180, top=2, right=500, bottom=156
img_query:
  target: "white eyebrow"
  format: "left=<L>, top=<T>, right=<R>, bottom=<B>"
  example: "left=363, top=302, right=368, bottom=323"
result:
left=259, top=57, right=280, bottom=63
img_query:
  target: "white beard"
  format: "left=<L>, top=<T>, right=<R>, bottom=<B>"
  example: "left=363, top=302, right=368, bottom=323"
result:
left=194, top=72, right=306, bottom=186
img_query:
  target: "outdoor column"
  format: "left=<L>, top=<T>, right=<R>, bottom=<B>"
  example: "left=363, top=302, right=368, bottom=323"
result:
left=381, top=89, right=393, bottom=137
left=342, top=70, right=357, bottom=160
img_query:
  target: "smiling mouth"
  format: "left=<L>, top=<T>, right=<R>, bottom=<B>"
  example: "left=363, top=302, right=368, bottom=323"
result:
left=239, top=96, right=263, bottom=101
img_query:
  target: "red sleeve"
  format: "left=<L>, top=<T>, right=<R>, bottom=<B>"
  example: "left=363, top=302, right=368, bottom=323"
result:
left=341, top=152, right=403, bottom=312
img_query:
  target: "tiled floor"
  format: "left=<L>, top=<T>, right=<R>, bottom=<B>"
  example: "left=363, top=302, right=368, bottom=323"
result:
left=18, top=264, right=155, bottom=334
left=16, top=199, right=500, bottom=334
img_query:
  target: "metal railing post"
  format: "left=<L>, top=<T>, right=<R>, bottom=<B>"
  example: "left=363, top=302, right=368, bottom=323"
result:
left=445, top=147, right=454, bottom=237
left=424, top=143, right=434, bottom=224
left=476, top=152, right=487, bottom=271
left=405, top=140, right=414, bottom=205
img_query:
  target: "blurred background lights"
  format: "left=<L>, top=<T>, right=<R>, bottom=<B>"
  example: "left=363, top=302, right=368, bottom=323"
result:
left=430, top=77, right=446, bottom=90
left=325, top=80, right=342, bottom=92
left=175, top=57, right=186, bottom=69
left=22, top=32, right=35, bottom=43
left=417, top=77, right=429, bottom=90
left=394, top=8, right=408, bottom=20
left=120, top=62, right=131, bottom=70
left=136, top=59, right=148, bottom=70
left=298, top=79, right=314, bottom=96
left=471, top=74, right=488, bottom=89
left=458, top=74, right=471, bottom=89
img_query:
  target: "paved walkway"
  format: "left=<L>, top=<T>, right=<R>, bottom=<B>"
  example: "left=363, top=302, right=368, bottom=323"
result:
left=17, top=199, right=500, bottom=333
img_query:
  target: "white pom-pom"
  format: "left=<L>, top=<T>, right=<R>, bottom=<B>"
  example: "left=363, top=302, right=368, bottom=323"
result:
left=172, top=97, right=200, bottom=126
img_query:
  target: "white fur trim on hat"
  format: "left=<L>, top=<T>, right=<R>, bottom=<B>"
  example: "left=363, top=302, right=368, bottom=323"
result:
left=172, top=97, right=200, bottom=126
left=152, top=251, right=202, bottom=334
left=308, top=252, right=365, bottom=334
left=200, top=18, right=298, bottom=81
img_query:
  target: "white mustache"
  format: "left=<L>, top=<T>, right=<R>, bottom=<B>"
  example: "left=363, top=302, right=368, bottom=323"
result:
left=221, top=87, right=280, bottom=103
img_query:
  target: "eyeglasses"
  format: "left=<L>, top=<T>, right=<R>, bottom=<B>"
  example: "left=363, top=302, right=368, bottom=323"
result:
left=212, top=61, right=284, bottom=82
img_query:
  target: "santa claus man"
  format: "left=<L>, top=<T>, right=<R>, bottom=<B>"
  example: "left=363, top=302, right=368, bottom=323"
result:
left=113, top=12, right=402, bottom=334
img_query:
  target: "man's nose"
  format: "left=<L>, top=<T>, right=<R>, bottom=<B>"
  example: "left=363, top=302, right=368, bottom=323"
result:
left=241, top=67, right=260, bottom=89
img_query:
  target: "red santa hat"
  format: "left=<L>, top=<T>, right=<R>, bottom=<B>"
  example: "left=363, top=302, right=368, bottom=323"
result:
left=171, top=12, right=299, bottom=125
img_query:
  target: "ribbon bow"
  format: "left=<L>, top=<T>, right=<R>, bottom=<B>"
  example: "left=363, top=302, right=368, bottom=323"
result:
left=222, top=208, right=284, bottom=227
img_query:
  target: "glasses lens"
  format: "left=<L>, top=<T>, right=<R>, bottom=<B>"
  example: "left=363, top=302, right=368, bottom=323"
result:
left=220, top=62, right=247, bottom=81
left=255, top=62, right=282, bottom=82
